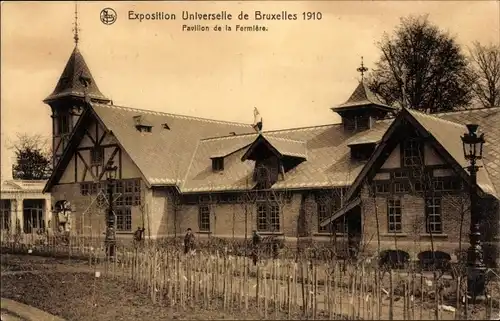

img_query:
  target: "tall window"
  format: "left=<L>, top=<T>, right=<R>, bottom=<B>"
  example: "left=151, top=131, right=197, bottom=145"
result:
left=257, top=202, right=280, bottom=232
left=402, top=139, right=422, bottom=167
left=387, top=199, right=402, bottom=233
left=23, top=199, right=44, bottom=233
left=0, top=200, right=11, bottom=230
left=198, top=205, right=211, bottom=232
left=115, top=207, right=132, bottom=232
left=91, top=146, right=104, bottom=166
left=57, top=114, right=70, bottom=135
left=125, top=180, right=141, bottom=205
left=317, top=202, right=331, bottom=233
left=425, top=197, right=442, bottom=234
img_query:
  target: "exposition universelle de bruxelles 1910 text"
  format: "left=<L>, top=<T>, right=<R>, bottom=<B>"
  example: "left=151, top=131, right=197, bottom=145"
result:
left=128, top=10, right=323, bottom=32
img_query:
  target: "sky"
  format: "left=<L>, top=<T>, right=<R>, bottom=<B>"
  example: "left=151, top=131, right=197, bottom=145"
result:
left=1, top=1, right=499, bottom=179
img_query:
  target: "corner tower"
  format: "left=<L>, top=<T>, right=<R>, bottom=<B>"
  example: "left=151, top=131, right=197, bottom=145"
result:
left=43, top=4, right=110, bottom=166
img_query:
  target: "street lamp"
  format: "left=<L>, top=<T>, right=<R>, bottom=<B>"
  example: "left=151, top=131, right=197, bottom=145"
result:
left=461, top=123, right=486, bottom=303
left=105, top=160, right=118, bottom=261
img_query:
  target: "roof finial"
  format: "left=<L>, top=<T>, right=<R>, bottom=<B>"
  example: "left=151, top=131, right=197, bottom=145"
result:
left=73, top=2, right=80, bottom=46
left=357, top=56, right=368, bottom=80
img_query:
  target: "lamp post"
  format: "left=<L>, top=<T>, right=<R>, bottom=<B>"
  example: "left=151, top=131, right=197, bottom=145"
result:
left=461, top=124, right=487, bottom=303
left=105, top=160, right=118, bottom=261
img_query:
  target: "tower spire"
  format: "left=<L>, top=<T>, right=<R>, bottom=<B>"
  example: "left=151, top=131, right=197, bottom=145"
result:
left=73, top=2, right=80, bottom=46
left=356, top=56, right=368, bottom=80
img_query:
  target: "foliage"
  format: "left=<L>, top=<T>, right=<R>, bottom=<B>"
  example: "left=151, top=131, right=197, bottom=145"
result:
left=9, top=133, right=52, bottom=180
left=367, top=15, right=473, bottom=113
left=467, top=41, right=500, bottom=108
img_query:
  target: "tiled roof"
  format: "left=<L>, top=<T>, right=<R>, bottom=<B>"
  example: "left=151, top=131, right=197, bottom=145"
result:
left=264, top=135, right=308, bottom=159
left=433, top=107, right=500, bottom=197
left=47, top=79, right=499, bottom=198
left=207, top=134, right=257, bottom=159
left=408, top=109, right=497, bottom=196
left=332, top=81, right=395, bottom=111
left=181, top=121, right=392, bottom=193
left=91, top=103, right=255, bottom=186
left=44, top=47, right=110, bottom=103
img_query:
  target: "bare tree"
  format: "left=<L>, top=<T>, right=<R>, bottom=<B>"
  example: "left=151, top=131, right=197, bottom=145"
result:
left=468, top=41, right=500, bottom=108
left=8, top=133, right=52, bottom=180
left=367, top=15, right=473, bottom=113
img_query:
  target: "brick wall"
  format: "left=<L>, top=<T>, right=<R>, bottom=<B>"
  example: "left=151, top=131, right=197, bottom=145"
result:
left=51, top=181, right=499, bottom=265
left=173, top=193, right=303, bottom=239
left=358, top=183, right=500, bottom=261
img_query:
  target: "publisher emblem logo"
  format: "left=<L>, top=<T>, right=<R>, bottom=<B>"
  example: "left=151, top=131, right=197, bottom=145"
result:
left=100, top=8, right=117, bottom=25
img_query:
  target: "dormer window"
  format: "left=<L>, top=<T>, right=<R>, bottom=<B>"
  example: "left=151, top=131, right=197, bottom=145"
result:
left=139, top=126, right=152, bottom=133
left=348, top=142, right=377, bottom=161
left=133, top=115, right=153, bottom=133
left=212, top=157, right=224, bottom=171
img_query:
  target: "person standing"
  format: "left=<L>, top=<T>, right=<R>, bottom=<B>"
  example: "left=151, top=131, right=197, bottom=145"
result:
left=184, top=228, right=195, bottom=254
left=252, top=230, right=262, bottom=265
left=133, top=226, right=145, bottom=246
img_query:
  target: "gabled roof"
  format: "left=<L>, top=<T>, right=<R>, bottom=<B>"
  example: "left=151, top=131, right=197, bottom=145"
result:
left=241, top=134, right=308, bottom=161
left=44, top=47, right=110, bottom=103
left=435, top=107, right=500, bottom=198
left=181, top=121, right=392, bottom=193
left=208, top=135, right=257, bottom=159
left=408, top=109, right=496, bottom=196
left=44, top=102, right=255, bottom=192
left=332, top=81, right=396, bottom=112
left=343, top=107, right=499, bottom=203
left=265, top=136, right=308, bottom=159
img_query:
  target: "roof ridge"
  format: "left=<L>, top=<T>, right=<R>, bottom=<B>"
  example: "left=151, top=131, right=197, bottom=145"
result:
left=92, top=103, right=253, bottom=127
left=407, top=108, right=465, bottom=129
left=263, top=123, right=341, bottom=134
left=433, top=106, right=500, bottom=116
left=263, top=135, right=306, bottom=144
left=181, top=140, right=201, bottom=190
left=200, top=123, right=342, bottom=141
left=201, top=132, right=258, bottom=142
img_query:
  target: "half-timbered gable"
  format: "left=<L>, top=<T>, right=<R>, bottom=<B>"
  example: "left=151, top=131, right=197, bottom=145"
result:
left=324, top=107, right=500, bottom=261
left=58, top=116, right=142, bottom=185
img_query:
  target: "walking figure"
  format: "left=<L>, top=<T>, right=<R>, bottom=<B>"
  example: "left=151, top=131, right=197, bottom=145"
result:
left=252, top=230, right=262, bottom=265
left=184, top=228, right=195, bottom=254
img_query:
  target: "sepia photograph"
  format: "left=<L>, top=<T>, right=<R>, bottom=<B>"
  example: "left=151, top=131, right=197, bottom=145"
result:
left=1, top=1, right=499, bottom=320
